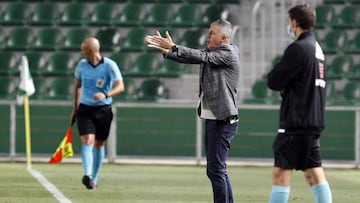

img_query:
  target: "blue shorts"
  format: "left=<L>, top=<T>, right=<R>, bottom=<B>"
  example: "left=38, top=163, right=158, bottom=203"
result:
left=76, top=104, right=113, bottom=141
left=272, top=133, right=322, bottom=171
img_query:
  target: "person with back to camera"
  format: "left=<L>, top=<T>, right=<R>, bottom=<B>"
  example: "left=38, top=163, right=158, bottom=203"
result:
left=70, top=37, right=125, bottom=189
left=267, top=4, right=332, bottom=203
left=145, top=19, right=241, bottom=203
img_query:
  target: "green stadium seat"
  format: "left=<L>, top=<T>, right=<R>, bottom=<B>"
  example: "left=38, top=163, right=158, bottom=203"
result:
left=322, top=30, right=349, bottom=53
left=95, top=28, right=121, bottom=52
left=43, top=52, right=77, bottom=76
left=169, top=4, right=203, bottom=27
left=347, top=0, right=360, bottom=3
left=114, top=78, right=138, bottom=102
left=342, top=81, right=360, bottom=105
left=111, top=3, right=145, bottom=26
left=326, top=80, right=337, bottom=105
left=4, top=27, right=35, bottom=51
left=109, top=52, right=135, bottom=76
left=0, top=76, right=17, bottom=100
left=86, top=3, right=117, bottom=26
left=178, top=29, right=207, bottom=49
left=121, top=28, right=149, bottom=52
left=31, top=76, right=48, bottom=100
left=136, top=79, right=168, bottom=101
left=348, top=31, right=360, bottom=53
left=0, top=52, right=18, bottom=76
left=31, top=27, right=63, bottom=51
left=155, top=60, right=188, bottom=77
left=57, top=3, right=89, bottom=26
left=59, top=28, right=90, bottom=51
left=0, top=2, right=29, bottom=25
left=200, top=4, right=229, bottom=27
left=27, top=2, right=59, bottom=25
left=243, top=80, right=276, bottom=104
left=45, top=77, right=74, bottom=100
left=315, top=5, right=336, bottom=29
left=348, top=63, right=360, bottom=80
left=323, top=0, right=346, bottom=3
left=332, top=6, right=360, bottom=29
left=25, top=52, right=47, bottom=76
left=126, top=53, right=162, bottom=77
left=142, top=4, right=174, bottom=26
left=184, top=0, right=214, bottom=3
left=327, top=55, right=354, bottom=79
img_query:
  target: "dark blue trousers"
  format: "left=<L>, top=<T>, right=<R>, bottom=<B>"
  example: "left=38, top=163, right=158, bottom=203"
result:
left=205, top=119, right=238, bottom=203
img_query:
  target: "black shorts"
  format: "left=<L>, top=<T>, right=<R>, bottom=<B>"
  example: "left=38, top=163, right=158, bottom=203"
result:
left=76, top=104, right=113, bottom=141
left=272, top=133, right=322, bottom=171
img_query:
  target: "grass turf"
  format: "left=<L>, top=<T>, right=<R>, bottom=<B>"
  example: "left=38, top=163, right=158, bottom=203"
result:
left=0, top=163, right=359, bottom=203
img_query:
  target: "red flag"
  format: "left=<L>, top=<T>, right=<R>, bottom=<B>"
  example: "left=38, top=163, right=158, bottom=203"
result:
left=48, top=124, right=74, bottom=164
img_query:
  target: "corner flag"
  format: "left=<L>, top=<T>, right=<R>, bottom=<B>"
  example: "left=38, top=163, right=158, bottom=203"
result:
left=49, top=122, right=75, bottom=164
left=17, top=56, right=35, bottom=105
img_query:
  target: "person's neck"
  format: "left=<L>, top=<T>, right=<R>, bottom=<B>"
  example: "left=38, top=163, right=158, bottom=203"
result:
left=88, top=54, right=102, bottom=66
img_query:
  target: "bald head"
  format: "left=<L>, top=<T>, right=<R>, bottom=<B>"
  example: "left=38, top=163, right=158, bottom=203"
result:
left=81, top=37, right=102, bottom=65
left=81, top=37, right=100, bottom=52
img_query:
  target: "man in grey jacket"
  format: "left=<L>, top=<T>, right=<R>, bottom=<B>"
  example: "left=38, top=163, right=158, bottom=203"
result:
left=145, top=19, right=241, bottom=203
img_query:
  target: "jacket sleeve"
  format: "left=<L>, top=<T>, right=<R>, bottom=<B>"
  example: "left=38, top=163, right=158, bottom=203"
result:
left=166, top=45, right=233, bottom=67
left=267, top=43, right=304, bottom=91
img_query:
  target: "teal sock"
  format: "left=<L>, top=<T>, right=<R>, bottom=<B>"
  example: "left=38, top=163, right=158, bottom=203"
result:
left=81, top=144, right=93, bottom=177
left=92, top=146, right=105, bottom=184
left=269, top=185, right=290, bottom=203
left=312, top=182, right=332, bottom=203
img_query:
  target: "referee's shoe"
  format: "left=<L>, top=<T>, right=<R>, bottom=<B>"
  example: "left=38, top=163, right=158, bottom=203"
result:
left=82, top=175, right=96, bottom=189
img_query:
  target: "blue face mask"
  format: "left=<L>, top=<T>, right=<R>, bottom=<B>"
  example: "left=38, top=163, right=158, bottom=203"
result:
left=287, top=25, right=296, bottom=41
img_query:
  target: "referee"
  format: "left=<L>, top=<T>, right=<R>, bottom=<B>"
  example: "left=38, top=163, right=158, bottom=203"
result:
left=267, top=4, right=332, bottom=203
left=70, top=37, right=124, bottom=189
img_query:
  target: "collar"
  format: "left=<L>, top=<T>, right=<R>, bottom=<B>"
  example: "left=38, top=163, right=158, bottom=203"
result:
left=87, top=57, right=104, bottom=68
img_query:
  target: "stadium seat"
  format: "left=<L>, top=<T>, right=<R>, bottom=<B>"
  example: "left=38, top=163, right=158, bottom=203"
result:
left=114, top=78, right=138, bottom=102
left=200, top=4, right=229, bottom=27
left=326, top=80, right=337, bottom=105
left=243, top=80, right=277, bottom=104
left=348, top=31, right=360, bottom=53
left=45, top=77, right=74, bottom=100
left=178, top=29, right=207, bottom=49
left=0, top=28, right=6, bottom=50
left=323, top=0, right=346, bottom=3
left=169, top=4, right=203, bottom=27
left=4, top=27, right=35, bottom=51
left=121, top=28, right=149, bottom=52
left=95, top=28, right=121, bottom=52
left=31, top=27, right=63, bottom=51
left=111, top=3, right=145, bottom=26
left=322, top=30, right=349, bottom=53
left=332, top=6, right=360, bottom=29
left=0, top=2, right=29, bottom=25
left=25, top=52, right=47, bottom=76
left=31, top=76, right=49, bottom=100
left=342, top=81, right=360, bottom=105
left=109, top=52, right=135, bottom=76
left=44, top=52, right=77, bottom=76
left=27, top=2, right=59, bottom=25
left=327, top=55, right=354, bottom=79
left=0, top=76, right=17, bottom=100
left=86, top=3, right=117, bottom=26
left=141, top=4, right=174, bottom=26
left=155, top=60, right=188, bottom=77
left=126, top=53, right=162, bottom=77
left=315, top=5, right=336, bottom=29
left=136, top=79, right=168, bottom=101
left=348, top=63, right=360, bottom=80
left=0, top=52, right=18, bottom=76
left=59, top=28, right=91, bottom=51
left=57, top=2, right=89, bottom=26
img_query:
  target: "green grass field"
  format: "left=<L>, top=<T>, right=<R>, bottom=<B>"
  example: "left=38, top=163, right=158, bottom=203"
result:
left=0, top=163, right=359, bottom=203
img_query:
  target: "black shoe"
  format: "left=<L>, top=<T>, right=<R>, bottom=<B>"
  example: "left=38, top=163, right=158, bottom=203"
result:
left=82, top=175, right=94, bottom=189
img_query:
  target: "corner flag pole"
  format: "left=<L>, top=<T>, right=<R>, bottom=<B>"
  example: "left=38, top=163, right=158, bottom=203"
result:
left=24, top=96, right=32, bottom=170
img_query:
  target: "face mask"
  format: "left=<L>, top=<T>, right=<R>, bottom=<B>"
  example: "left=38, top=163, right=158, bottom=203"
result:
left=287, top=25, right=296, bottom=41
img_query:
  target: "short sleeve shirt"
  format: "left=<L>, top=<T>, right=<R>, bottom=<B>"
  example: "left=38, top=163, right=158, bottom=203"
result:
left=74, top=57, right=123, bottom=106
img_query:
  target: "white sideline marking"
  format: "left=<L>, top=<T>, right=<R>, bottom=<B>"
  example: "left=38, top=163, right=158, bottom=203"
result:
left=29, top=168, right=72, bottom=203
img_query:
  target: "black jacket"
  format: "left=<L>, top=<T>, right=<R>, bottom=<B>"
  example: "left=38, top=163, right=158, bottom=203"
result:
left=267, top=32, right=326, bottom=134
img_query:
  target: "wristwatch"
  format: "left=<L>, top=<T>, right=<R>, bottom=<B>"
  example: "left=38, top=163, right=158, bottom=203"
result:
left=104, top=92, right=109, bottom=99
left=171, top=45, right=177, bottom=52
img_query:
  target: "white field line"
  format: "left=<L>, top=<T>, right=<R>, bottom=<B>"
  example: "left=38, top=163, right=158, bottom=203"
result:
left=28, top=168, right=72, bottom=203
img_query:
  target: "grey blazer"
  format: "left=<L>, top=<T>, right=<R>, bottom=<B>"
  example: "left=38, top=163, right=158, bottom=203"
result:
left=167, top=44, right=241, bottom=120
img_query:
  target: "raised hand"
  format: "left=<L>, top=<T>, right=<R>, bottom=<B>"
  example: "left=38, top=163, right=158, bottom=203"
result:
left=144, top=31, right=175, bottom=54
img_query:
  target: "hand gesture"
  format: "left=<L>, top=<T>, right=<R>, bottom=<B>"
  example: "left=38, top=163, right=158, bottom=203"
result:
left=145, top=31, right=175, bottom=54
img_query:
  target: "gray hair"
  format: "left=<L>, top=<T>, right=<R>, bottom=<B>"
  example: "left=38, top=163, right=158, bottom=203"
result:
left=212, top=19, right=232, bottom=38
